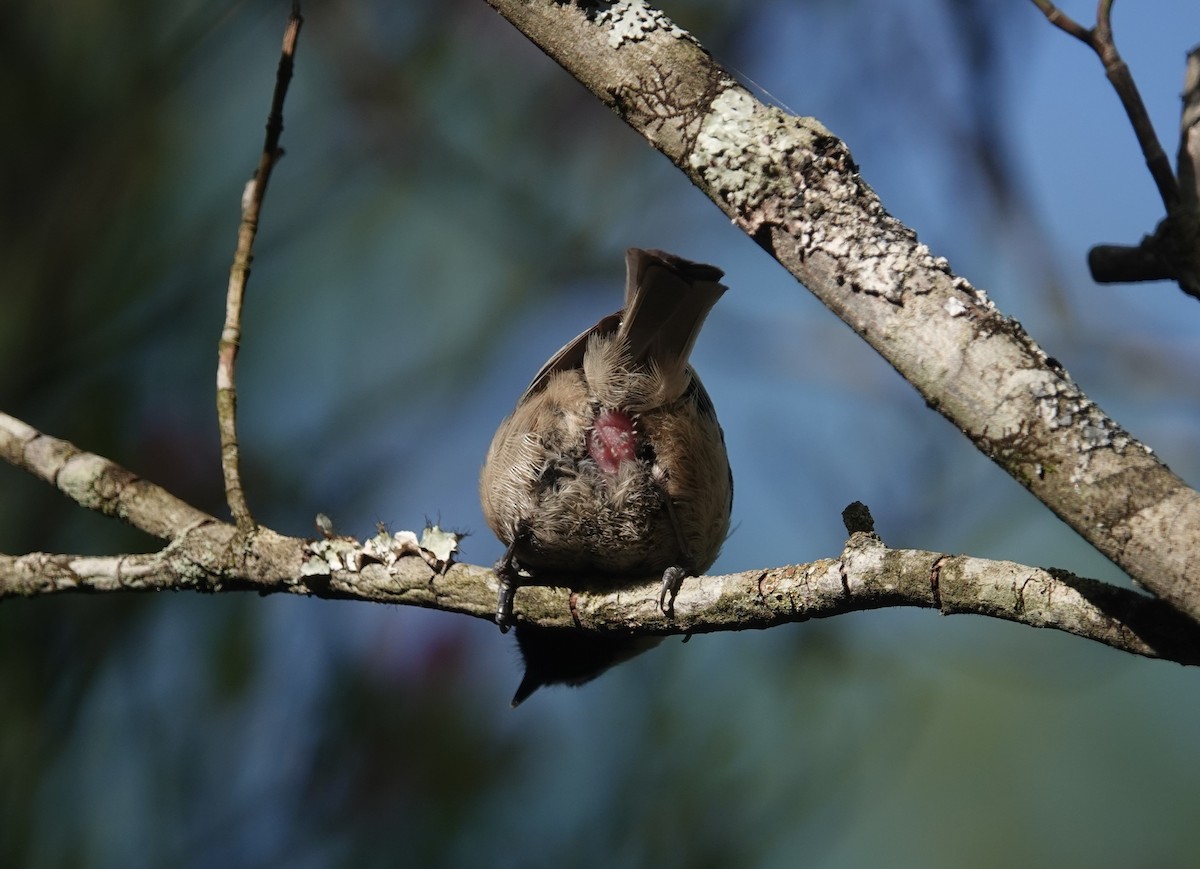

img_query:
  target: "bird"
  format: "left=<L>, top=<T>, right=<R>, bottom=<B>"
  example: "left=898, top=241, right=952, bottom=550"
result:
left=480, top=248, right=732, bottom=704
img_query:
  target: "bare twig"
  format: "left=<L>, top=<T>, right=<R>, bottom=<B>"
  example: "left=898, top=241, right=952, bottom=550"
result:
left=1031, top=0, right=1179, bottom=210
left=217, top=2, right=304, bottom=530
left=1029, top=0, right=1092, bottom=43
left=1030, top=1, right=1200, bottom=297
left=1179, top=46, right=1200, bottom=209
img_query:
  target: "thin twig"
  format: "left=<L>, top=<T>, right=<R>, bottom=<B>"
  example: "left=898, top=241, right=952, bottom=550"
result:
left=1029, top=0, right=1092, bottom=44
left=1030, top=0, right=1180, bottom=210
left=217, top=2, right=304, bottom=530
left=1179, top=46, right=1200, bottom=209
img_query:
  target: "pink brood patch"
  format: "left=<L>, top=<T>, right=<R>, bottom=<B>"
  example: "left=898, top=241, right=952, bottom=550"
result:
left=588, top=409, right=637, bottom=475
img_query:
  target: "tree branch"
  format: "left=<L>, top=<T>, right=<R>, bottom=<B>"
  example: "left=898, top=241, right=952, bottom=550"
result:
left=2, top=413, right=1198, bottom=664
left=1031, top=0, right=1179, bottom=210
left=482, top=0, right=1200, bottom=622
left=0, top=412, right=215, bottom=540
left=1180, top=46, right=1200, bottom=210
left=217, top=2, right=303, bottom=530
left=1031, top=1, right=1200, bottom=295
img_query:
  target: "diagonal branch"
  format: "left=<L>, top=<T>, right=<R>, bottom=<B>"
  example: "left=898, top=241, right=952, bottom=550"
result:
left=0, top=412, right=215, bottom=541
left=482, top=0, right=1200, bottom=622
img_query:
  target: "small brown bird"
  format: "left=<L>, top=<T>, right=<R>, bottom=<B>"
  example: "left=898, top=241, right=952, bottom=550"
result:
left=480, top=248, right=733, bottom=704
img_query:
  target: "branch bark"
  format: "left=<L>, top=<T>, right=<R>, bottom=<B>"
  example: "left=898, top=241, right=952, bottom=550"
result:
left=3, top=413, right=1200, bottom=665
left=482, top=0, right=1200, bottom=623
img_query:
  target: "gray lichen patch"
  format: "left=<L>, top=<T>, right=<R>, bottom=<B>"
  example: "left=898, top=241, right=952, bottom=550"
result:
left=609, top=60, right=728, bottom=156
left=301, top=524, right=462, bottom=578
left=1029, top=376, right=1142, bottom=484
left=595, top=0, right=687, bottom=48
left=690, top=88, right=814, bottom=216
left=950, top=275, right=997, bottom=313
left=689, top=88, right=944, bottom=305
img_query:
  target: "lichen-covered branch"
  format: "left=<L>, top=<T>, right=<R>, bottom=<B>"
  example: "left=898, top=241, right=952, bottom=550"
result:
left=3, top=413, right=1199, bottom=665
left=0, top=412, right=215, bottom=541
left=483, top=0, right=1200, bottom=623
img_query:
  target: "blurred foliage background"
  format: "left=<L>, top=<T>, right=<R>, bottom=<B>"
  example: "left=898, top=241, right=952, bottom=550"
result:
left=2, top=0, right=1200, bottom=866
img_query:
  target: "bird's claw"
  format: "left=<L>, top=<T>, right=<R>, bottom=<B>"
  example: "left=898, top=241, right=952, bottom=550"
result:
left=495, top=572, right=516, bottom=634
left=659, top=565, right=686, bottom=617
left=494, top=544, right=522, bottom=633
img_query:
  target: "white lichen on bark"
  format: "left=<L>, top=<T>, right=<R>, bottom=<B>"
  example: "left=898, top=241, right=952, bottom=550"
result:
left=595, top=0, right=686, bottom=48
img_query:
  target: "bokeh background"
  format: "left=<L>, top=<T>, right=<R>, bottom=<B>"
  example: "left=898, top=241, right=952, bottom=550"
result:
left=3, top=0, right=1200, bottom=866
